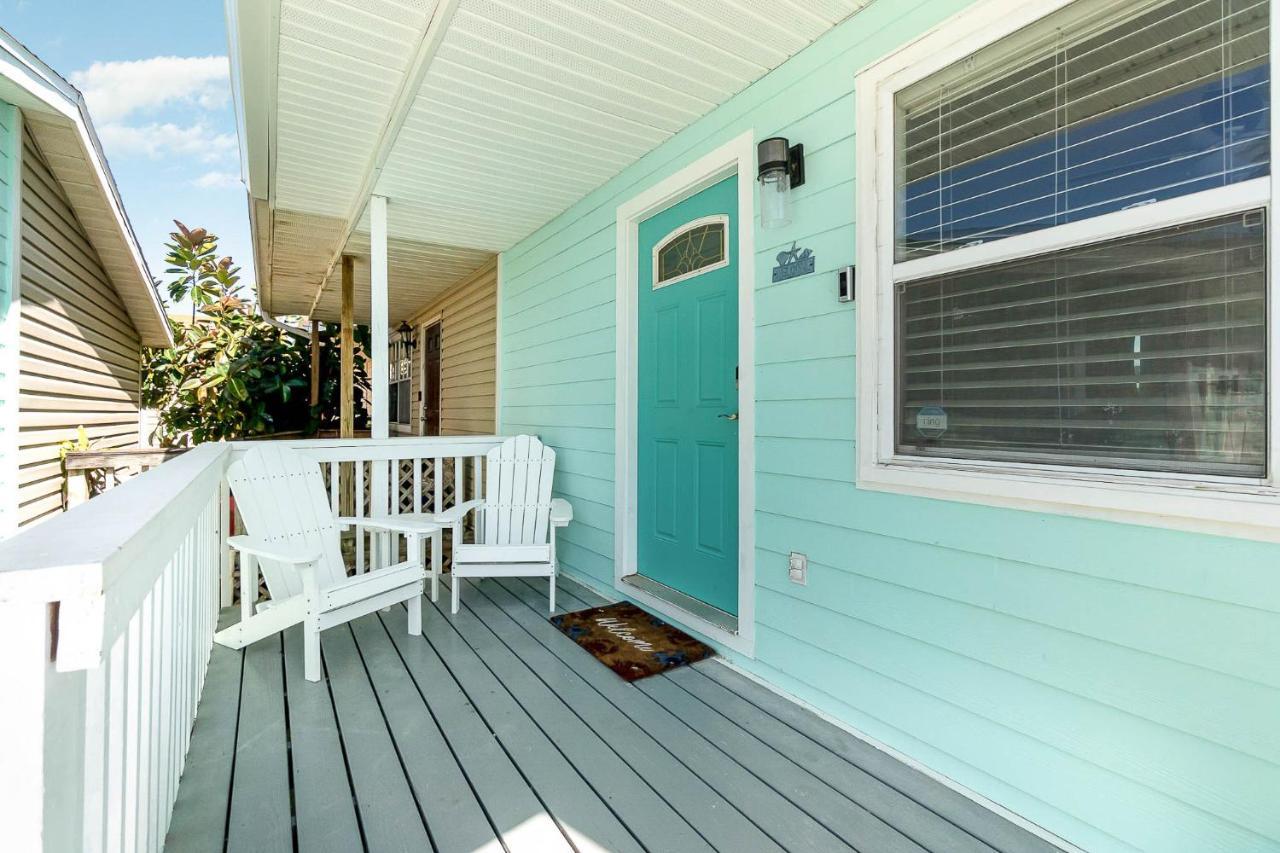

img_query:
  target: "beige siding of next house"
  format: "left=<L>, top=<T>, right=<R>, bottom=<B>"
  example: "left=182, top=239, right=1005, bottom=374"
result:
left=17, top=127, right=142, bottom=526
left=408, top=259, right=496, bottom=436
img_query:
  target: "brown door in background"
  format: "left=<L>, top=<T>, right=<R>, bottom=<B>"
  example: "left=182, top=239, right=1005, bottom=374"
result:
left=422, top=321, right=442, bottom=435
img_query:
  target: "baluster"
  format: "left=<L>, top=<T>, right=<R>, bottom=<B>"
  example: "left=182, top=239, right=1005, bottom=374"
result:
left=452, top=457, right=462, bottom=509
left=433, top=457, right=442, bottom=515
left=413, top=458, right=422, bottom=514
left=355, top=460, right=365, bottom=573
left=82, top=652, right=108, bottom=850
left=328, top=461, right=338, bottom=516
left=106, top=629, right=128, bottom=853
left=122, top=611, right=142, bottom=853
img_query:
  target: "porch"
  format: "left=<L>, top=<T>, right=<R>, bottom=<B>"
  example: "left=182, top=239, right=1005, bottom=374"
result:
left=166, top=574, right=1052, bottom=853
left=0, top=434, right=1056, bottom=852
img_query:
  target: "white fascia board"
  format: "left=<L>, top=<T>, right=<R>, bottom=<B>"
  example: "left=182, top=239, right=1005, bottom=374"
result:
left=224, top=0, right=275, bottom=203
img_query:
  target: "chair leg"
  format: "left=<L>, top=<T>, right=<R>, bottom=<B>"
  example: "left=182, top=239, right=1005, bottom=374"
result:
left=304, top=619, right=322, bottom=683
left=407, top=592, right=422, bottom=636
left=549, top=572, right=556, bottom=613
left=431, top=530, right=442, bottom=602
left=452, top=573, right=461, bottom=615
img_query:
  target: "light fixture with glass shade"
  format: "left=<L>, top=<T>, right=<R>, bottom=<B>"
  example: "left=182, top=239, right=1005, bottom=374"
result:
left=757, top=137, right=805, bottom=230
left=396, top=320, right=417, bottom=350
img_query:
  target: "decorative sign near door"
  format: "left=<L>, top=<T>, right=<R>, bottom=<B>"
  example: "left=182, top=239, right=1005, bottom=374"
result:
left=772, top=242, right=815, bottom=282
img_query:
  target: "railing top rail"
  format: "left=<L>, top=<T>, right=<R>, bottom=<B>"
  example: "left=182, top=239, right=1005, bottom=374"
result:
left=227, top=435, right=510, bottom=462
left=0, top=442, right=229, bottom=604
left=63, top=447, right=189, bottom=471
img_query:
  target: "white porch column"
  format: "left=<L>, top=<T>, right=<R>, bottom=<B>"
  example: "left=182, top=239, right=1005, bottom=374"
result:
left=369, top=196, right=391, bottom=535
left=370, top=194, right=390, bottom=440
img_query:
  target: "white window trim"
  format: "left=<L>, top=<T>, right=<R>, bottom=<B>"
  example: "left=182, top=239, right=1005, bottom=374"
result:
left=652, top=214, right=730, bottom=290
left=855, top=0, right=1280, bottom=542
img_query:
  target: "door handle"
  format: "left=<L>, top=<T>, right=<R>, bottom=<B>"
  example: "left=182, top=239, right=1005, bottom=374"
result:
left=718, top=412, right=739, bottom=421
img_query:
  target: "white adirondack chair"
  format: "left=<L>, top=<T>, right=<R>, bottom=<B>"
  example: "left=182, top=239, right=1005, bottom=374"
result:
left=439, top=435, right=572, bottom=614
left=215, top=444, right=442, bottom=681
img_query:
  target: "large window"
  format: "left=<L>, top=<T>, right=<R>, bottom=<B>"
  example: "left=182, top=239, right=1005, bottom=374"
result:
left=857, top=0, right=1277, bottom=531
left=896, top=0, right=1269, bottom=260
left=898, top=212, right=1267, bottom=476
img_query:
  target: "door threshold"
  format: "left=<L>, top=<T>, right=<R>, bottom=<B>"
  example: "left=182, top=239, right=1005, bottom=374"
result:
left=620, top=573, right=738, bottom=634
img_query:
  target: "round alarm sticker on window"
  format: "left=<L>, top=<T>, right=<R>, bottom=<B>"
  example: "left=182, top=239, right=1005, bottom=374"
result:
left=916, top=406, right=948, bottom=439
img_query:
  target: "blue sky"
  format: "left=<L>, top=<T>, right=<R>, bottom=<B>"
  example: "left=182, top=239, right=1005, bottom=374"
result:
left=1, top=0, right=253, bottom=303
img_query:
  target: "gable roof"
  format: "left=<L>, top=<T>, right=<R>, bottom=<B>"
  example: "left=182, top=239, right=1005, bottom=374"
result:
left=0, top=27, right=171, bottom=347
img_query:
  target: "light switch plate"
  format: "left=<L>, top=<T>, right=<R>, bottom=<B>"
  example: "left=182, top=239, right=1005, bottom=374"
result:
left=788, top=551, right=807, bottom=585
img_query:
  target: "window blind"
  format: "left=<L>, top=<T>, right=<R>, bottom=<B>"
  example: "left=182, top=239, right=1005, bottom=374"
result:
left=896, top=0, right=1271, bottom=260
left=896, top=211, right=1267, bottom=476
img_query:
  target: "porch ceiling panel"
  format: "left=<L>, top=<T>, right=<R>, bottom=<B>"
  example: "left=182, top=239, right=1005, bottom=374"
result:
left=230, top=0, right=869, bottom=322
left=272, top=0, right=440, bottom=218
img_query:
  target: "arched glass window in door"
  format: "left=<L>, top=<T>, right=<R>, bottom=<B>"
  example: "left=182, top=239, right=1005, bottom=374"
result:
left=653, top=215, right=728, bottom=289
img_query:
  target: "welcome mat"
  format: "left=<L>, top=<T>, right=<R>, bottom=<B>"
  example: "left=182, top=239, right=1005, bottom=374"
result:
left=550, top=601, right=715, bottom=681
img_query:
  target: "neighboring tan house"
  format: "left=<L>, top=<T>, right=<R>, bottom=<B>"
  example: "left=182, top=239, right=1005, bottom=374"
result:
left=0, top=30, right=170, bottom=533
left=389, top=258, right=496, bottom=437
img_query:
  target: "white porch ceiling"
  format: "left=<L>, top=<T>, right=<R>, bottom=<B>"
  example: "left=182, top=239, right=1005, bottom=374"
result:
left=229, top=0, right=869, bottom=322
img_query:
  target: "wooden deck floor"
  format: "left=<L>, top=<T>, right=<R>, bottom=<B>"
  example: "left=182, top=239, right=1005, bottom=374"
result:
left=165, top=575, right=1058, bottom=853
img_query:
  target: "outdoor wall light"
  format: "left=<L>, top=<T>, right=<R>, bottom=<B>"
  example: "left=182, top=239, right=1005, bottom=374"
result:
left=757, top=136, right=805, bottom=230
left=396, top=320, right=417, bottom=349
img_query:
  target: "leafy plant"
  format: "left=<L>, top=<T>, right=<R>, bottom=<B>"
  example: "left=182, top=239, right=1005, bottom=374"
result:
left=164, top=221, right=222, bottom=321
left=142, top=223, right=311, bottom=446
left=57, top=425, right=92, bottom=461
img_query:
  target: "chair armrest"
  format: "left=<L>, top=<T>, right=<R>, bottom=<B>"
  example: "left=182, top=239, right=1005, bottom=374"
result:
left=550, top=498, right=573, bottom=527
left=436, top=499, right=484, bottom=525
left=338, top=515, right=442, bottom=535
left=227, top=535, right=321, bottom=565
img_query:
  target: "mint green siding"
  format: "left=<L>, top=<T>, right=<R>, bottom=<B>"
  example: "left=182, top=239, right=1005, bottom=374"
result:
left=0, top=100, right=17, bottom=536
left=498, top=2, right=1280, bottom=851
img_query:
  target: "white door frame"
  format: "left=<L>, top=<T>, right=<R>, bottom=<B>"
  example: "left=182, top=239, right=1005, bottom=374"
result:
left=614, top=130, right=756, bottom=657
left=418, top=317, right=442, bottom=437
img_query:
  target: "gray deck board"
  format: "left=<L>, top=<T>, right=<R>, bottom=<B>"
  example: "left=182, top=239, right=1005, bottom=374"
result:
left=348, top=615, right=502, bottom=853
left=164, top=612, right=241, bottom=853
left=225, top=636, right=292, bottom=853
left=415, top=585, right=646, bottom=853
left=668, top=665, right=994, bottom=853
left=469, top=576, right=787, bottom=853
left=691, top=662, right=1063, bottom=853
left=281, top=624, right=363, bottom=853
left=494, top=576, right=838, bottom=852
left=321, top=625, right=432, bottom=853
left=380, top=605, right=572, bottom=853
left=435, top=578, right=716, bottom=852
left=168, top=576, right=1060, bottom=853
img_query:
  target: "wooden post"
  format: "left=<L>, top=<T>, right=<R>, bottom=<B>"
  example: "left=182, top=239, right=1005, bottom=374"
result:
left=309, top=319, right=321, bottom=409
left=339, top=256, right=355, bottom=439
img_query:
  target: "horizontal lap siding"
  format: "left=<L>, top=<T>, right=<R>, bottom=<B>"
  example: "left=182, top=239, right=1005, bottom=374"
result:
left=409, top=260, right=496, bottom=435
left=497, top=2, right=1280, bottom=851
left=0, top=102, right=16, bottom=534
left=17, top=127, right=141, bottom=527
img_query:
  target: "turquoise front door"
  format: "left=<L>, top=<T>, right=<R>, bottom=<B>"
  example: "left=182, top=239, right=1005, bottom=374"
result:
left=637, top=175, right=739, bottom=615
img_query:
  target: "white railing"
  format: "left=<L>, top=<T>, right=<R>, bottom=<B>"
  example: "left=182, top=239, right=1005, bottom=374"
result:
left=0, top=443, right=228, bottom=853
left=0, top=435, right=506, bottom=852
left=225, top=435, right=504, bottom=583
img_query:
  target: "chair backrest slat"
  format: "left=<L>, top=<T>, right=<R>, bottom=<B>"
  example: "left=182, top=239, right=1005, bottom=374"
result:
left=482, top=435, right=556, bottom=547
left=227, top=445, right=347, bottom=596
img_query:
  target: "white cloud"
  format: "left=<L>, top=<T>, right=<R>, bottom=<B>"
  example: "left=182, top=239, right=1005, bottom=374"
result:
left=70, top=55, right=230, bottom=124
left=97, top=121, right=237, bottom=162
left=193, top=170, right=242, bottom=190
